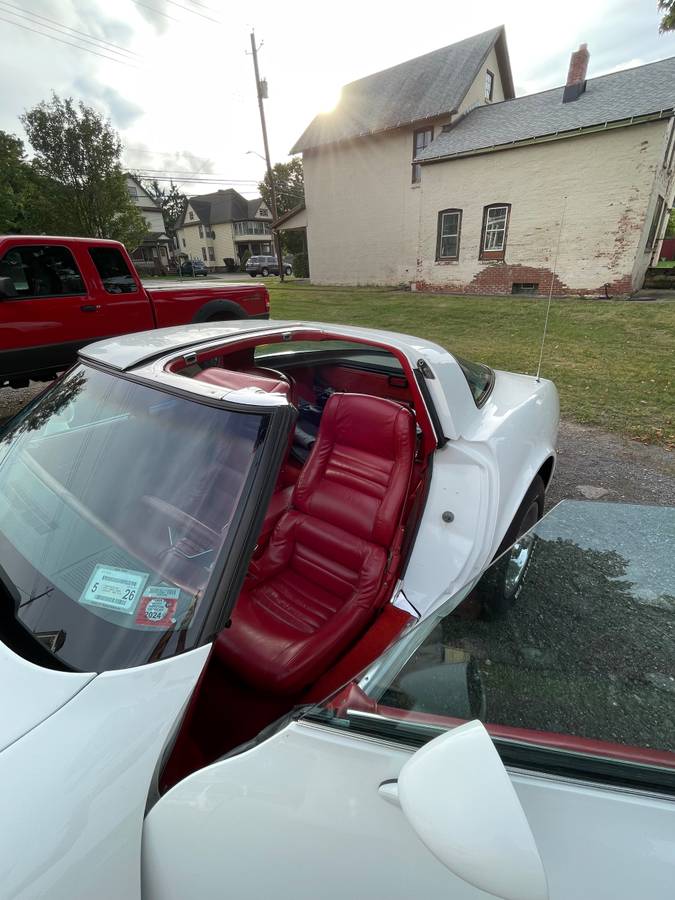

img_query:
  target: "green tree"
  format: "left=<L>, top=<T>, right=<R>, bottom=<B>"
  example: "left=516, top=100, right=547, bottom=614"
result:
left=666, top=207, right=675, bottom=238
left=659, top=0, right=675, bottom=31
left=20, top=94, right=147, bottom=248
left=258, top=158, right=304, bottom=218
left=0, top=131, right=39, bottom=234
left=142, top=178, right=186, bottom=240
left=258, top=158, right=305, bottom=256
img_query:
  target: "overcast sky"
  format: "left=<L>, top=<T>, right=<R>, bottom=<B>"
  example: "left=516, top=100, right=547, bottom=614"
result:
left=0, top=0, right=673, bottom=198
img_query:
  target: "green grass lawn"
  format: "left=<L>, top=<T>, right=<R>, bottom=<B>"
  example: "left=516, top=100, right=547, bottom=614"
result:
left=265, top=282, right=674, bottom=448
left=655, top=259, right=675, bottom=268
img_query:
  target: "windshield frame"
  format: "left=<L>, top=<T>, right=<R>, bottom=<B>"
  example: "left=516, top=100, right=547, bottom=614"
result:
left=0, top=362, right=295, bottom=671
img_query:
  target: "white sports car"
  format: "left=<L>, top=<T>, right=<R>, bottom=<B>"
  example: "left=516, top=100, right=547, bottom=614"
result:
left=0, top=319, right=578, bottom=897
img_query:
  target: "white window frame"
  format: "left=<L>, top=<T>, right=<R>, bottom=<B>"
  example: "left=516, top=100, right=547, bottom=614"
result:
left=482, top=205, right=510, bottom=254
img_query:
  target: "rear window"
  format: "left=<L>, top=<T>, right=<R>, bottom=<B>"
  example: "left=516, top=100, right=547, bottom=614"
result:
left=455, top=356, right=494, bottom=406
left=89, top=247, right=138, bottom=294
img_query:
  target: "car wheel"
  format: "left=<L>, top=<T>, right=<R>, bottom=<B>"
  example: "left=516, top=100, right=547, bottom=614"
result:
left=284, top=266, right=292, bottom=276
left=249, top=273, right=256, bottom=277
left=478, top=475, right=545, bottom=618
left=261, top=267, right=270, bottom=276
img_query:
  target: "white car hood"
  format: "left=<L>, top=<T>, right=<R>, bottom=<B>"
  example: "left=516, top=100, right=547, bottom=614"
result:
left=0, top=642, right=209, bottom=899
left=0, top=640, right=94, bottom=752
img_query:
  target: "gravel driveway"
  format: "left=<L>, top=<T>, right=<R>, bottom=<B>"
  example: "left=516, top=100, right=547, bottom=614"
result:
left=1, top=384, right=673, bottom=509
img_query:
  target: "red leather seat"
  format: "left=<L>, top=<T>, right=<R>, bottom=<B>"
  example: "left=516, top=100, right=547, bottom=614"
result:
left=216, top=393, right=415, bottom=694
left=194, top=367, right=290, bottom=395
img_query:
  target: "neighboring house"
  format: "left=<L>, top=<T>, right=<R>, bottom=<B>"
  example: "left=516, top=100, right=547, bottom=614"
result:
left=284, top=27, right=675, bottom=295
left=125, top=174, right=172, bottom=272
left=174, top=190, right=273, bottom=271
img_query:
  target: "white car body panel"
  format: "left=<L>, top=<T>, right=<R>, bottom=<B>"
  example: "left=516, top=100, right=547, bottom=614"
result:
left=0, top=641, right=94, bottom=752
left=0, top=645, right=209, bottom=900
left=143, top=721, right=675, bottom=900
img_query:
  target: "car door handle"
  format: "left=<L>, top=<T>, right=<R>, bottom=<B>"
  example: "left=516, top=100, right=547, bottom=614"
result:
left=80, top=304, right=101, bottom=312
left=378, top=779, right=400, bottom=807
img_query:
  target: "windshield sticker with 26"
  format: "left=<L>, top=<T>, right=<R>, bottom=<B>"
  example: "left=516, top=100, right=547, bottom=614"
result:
left=80, top=565, right=149, bottom=614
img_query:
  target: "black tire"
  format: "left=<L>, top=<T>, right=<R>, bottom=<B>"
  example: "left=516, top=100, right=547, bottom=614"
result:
left=206, top=313, right=235, bottom=322
left=478, top=475, right=545, bottom=617
left=284, top=266, right=292, bottom=276
left=249, top=273, right=256, bottom=278
left=261, top=267, right=269, bottom=276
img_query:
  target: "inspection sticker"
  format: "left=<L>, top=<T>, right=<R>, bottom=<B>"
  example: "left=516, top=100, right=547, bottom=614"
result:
left=80, top=565, right=148, bottom=614
left=134, top=586, right=181, bottom=628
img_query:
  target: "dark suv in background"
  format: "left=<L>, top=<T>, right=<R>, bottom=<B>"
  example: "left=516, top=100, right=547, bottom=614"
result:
left=245, top=255, right=293, bottom=277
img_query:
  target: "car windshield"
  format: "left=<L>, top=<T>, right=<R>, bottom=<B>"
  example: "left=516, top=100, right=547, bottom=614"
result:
left=305, top=501, right=675, bottom=785
left=0, top=366, right=269, bottom=672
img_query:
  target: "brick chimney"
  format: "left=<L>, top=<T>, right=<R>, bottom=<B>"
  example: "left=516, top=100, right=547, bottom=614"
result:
left=563, top=44, right=589, bottom=103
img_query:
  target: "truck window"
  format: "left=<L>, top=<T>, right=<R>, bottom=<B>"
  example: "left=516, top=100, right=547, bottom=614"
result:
left=0, top=245, right=85, bottom=298
left=89, top=247, right=138, bottom=294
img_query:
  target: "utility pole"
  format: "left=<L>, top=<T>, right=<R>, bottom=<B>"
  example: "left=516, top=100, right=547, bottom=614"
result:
left=250, top=30, right=284, bottom=282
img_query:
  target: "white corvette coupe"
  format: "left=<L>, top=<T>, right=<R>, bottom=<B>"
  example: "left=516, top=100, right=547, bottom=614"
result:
left=0, top=318, right=591, bottom=898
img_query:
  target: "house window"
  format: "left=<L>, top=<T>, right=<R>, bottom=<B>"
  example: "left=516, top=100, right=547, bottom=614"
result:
left=127, top=185, right=138, bottom=198
left=201, top=247, right=207, bottom=261
left=646, top=195, right=665, bottom=251
left=485, top=69, right=495, bottom=102
left=412, top=127, right=433, bottom=183
left=436, top=209, right=462, bottom=260
left=188, top=212, right=194, bottom=220
left=198, top=224, right=203, bottom=238
left=480, top=204, right=511, bottom=259
left=208, top=246, right=215, bottom=261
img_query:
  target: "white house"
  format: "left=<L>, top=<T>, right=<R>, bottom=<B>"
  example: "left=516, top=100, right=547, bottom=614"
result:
left=125, top=174, right=172, bottom=272
left=174, top=190, right=273, bottom=271
left=283, top=28, right=675, bottom=295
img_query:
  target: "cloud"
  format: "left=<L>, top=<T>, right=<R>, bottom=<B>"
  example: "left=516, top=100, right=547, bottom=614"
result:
left=72, top=76, right=143, bottom=128
left=131, top=0, right=171, bottom=34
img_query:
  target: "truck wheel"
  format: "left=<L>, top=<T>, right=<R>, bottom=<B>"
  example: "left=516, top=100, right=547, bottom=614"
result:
left=478, top=476, right=545, bottom=618
left=261, top=267, right=270, bottom=276
left=249, top=273, right=256, bottom=278
left=284, top=266, right=292, bottom=276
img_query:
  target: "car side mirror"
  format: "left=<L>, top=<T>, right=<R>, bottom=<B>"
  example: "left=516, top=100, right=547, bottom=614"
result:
left=389, top=721, right=549, bottom=900
left=0, top=276, right=17, bottom=299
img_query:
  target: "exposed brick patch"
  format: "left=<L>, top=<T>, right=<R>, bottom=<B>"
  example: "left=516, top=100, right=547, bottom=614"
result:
left=414, top=264, right=633, bottom=297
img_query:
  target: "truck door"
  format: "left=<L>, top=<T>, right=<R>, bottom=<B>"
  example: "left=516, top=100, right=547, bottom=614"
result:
left=0, top=242, right=100, bottom=382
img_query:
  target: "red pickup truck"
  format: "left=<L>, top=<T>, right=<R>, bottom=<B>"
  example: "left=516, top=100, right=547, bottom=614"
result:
left=0, top=236, right=270, bottom=388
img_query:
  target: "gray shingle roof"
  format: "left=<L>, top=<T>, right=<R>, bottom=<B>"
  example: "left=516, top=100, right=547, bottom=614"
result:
left=290, top=27, right=513, bottom=153
left=183, top=189, right=260, bottom=226
left=418, top=56, right=675, bottom=162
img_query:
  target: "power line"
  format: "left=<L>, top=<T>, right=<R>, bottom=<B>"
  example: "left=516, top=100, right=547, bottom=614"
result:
left=0, top=1, right=139, bottom=59
left=0, top=13, right=143, bottom=68
left=132, top=1, right=180, bottom=24
left=163, top=0, right=221, bottom=24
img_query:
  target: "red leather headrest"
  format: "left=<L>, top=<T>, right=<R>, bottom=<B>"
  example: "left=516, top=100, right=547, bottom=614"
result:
left=292, top=393, right=415, bottom=546
left=194, top=367, right=289, bottom=395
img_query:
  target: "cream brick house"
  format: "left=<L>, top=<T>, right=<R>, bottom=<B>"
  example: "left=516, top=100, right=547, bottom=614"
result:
left=174, top=190, right=273, bottom=271
left=283, top=27, right=675, bottom=295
